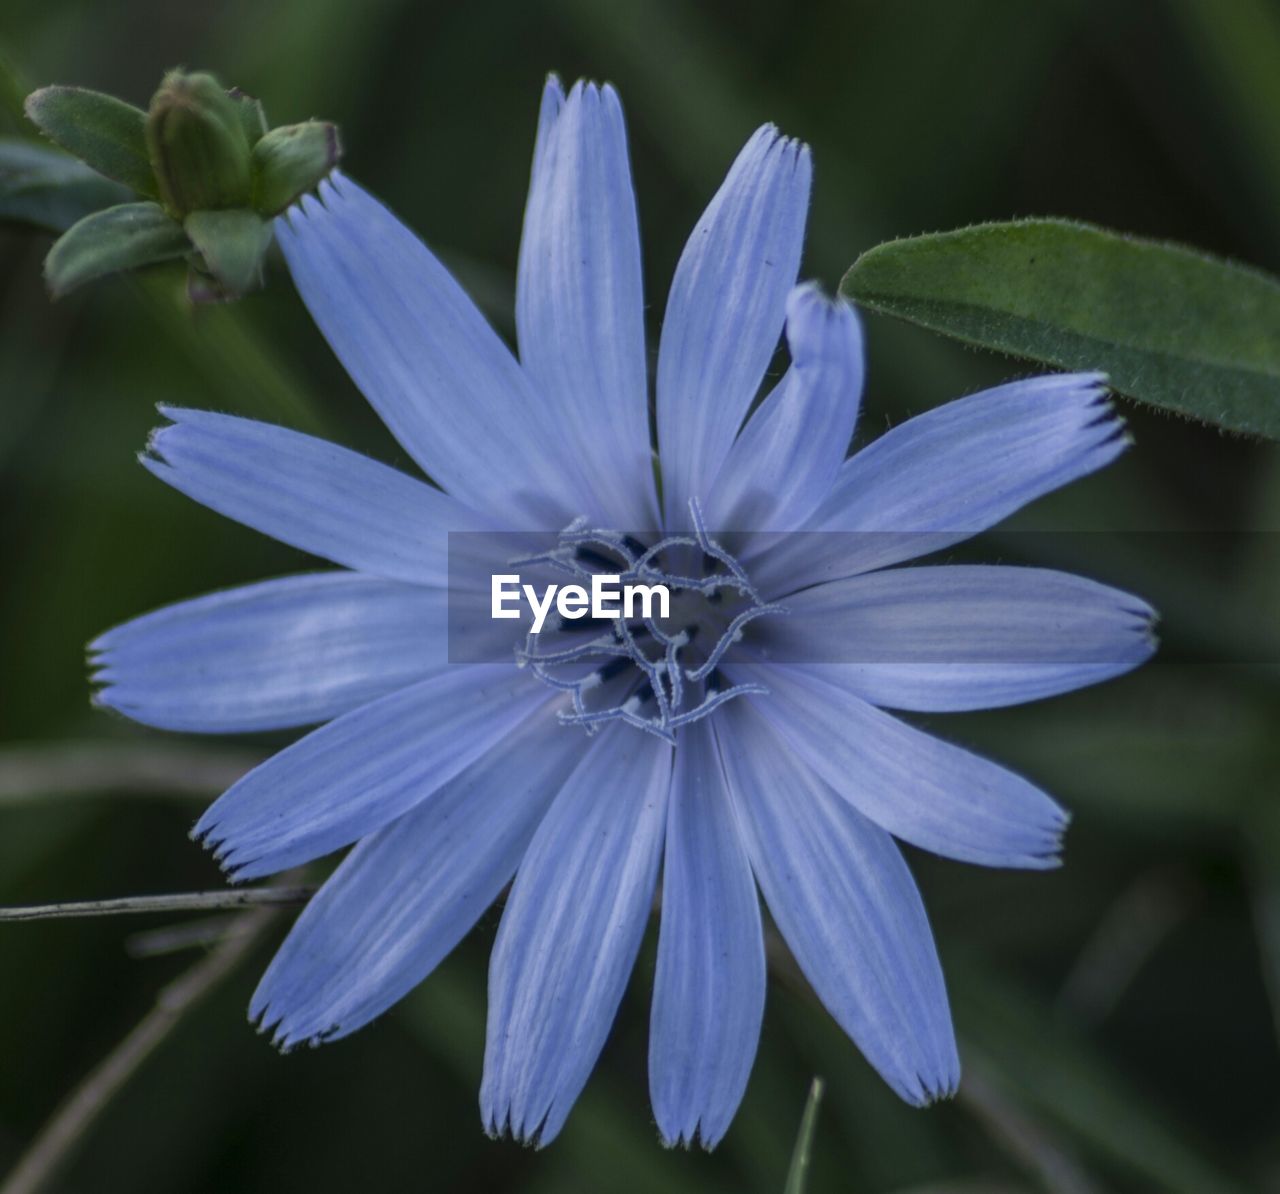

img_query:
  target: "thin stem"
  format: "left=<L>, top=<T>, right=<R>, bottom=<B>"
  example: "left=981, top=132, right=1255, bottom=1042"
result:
left=126, top=915, right=254, bottom=959
left=0, top=887, right=314, bottom=922
left=1056, top=869, right=1193, bottom=1024
left=0, top=905, right=279, bottom=1194
left=959, top=1063, right=1101, bottom=1194
left=783, top=1077, right=825, bottom=1194
left=129, top=275, right=328, bottom=435
left=761, top=929, right=1097, bottom=1194
left=0, top=741, right=260, bottom=805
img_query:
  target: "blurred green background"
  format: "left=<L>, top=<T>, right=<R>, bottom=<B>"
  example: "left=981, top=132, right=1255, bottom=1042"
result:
left=2, top=1, right=1279, bottom=1191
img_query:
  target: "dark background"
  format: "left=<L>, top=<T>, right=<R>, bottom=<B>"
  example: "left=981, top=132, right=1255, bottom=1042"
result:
left=2, top=1, right=1278, bottom=1191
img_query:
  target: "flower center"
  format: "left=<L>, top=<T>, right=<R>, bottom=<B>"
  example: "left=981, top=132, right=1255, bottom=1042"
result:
left=512, top=503, right=784, bottom=743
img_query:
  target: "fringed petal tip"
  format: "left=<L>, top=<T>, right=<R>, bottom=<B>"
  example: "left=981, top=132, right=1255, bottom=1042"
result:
left=85, top=632, right=111, bottom=678
left=1141, top=608, right=1162, bottom=653
left=1023, top=372, right=1120, bottom=434
left=1095, top=593, right=1160, bottom=674
left=140, top=408, right=198, bottom=469
left=1000, top=368, right=1115, bottom=411
left=481, top=1106, right=559, bottom=1151
left=272, top=173, right=347, bottom=237
left=85, top=643, right=139, bottom=718
left=141, top=425, right=167, bottom=463
left=87, top=687, right=120, bottom=718
left=188, top=818, right=264, bottom=884
left=1020, top=807, right=1070, bottom=871
left=656, top=1117, right=731, bottom=1152
left=559, top=75, right=624, bottom=108
left=783, top=280, right=862, bottom=365
left=1130, top=598, right=1161, bottom=636
left=530, top=76, right=630, bottom=192
left=1064, top=372, right=1135, bottom=446
left=87, top=685, right=124, bottom=716
left=745, top=122, right=811, bottom=178
left=1115, top=600, right=1161, bottom=671
left=901, top=1065, right=962, bottom=1108
left=531, top=75, right=566, bottom=169
left=249, top=999, right=341, bottom=1054
left=150, top=404, right=240, bottom=433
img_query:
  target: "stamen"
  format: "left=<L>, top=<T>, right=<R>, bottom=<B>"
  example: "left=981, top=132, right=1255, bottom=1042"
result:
left=523, top=502, right=783, bottom=737
left=685, top=602, right=789, bottom=682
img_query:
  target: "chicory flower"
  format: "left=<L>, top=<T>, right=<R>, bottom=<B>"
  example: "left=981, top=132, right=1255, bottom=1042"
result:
left=91, top=75, right=1154, bottom=1147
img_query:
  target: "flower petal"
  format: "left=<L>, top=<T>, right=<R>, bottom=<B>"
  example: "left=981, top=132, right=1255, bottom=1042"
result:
left=250, top=703, right=583, bottom=1049
left=716, top=700, right=959, bottom=1106
left=726, top=665, right=1067, bottom=868
left=481, top=725, right=672, bottom=1146
left=517, top=78, right=656, bottom=529
left=750, top=372, right=1127, bottom=593
left=650, top=721, right=764, bottom=1149
left=706, top=284, right=863, bottom=531
left=144, top=408, right=491, bottom=586
left=276, top=173, right=589, bottom=524
left=193, top=666, right=546, bottom=881
left=757, top=565, right=1156, bottom=711
left=92, top=572, right=446, bottom=733
left=657, top=126, right=811, bottom=526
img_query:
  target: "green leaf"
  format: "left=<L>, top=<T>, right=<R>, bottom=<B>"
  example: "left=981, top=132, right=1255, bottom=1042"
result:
left=783, top=1078, right=824, bottom=1194
left=184, top=207, right=271, bottom=297
left=251, top=120, right=341, bottom=214
left=23, top=85, right=156, bottom=197
left=842, top=219, right=1280, bottom=439
left=0, top=138, right=131, bottom=231
left=44, top=201, right=188, bottom=297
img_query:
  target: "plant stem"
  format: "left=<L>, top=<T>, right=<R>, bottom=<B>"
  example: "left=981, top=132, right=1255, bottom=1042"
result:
left=0, top=741, right=259, bottom=805
left=782, top=1077, right=824, bottom=1194
left=0, top=904, right=278, bottom=1194
left=0, top=887, right=313, bottom=922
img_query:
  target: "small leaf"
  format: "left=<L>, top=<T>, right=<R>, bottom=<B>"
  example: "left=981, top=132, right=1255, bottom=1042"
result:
left=251, top=120, right=341, bottom=214
left=842, top=219, right=1280, bottom=440
left=0, top=138, right=131, bottom=231
left=783, top=1078, right=824, bottom=1194
left=23, top=85, right=156, bottom=197
left=228, top=88, right=269, bottom=146
left=184, top=207, right=271, bottom=297
left=44, top=201, right=188, bottom=297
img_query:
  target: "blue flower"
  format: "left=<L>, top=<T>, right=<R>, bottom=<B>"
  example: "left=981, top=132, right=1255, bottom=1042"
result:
left=91, top=76, right=1155, bottom=1148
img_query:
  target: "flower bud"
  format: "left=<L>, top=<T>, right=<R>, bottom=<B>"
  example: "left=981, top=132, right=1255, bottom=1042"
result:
left=251, top=121, right=342, bottom=215
left=144, top=70, right=252, bottom=217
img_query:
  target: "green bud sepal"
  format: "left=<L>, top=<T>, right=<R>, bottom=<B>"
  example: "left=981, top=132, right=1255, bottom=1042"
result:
left=184, top=208, right=272, bottom=300
left=44, top=201, right=188, bottom=298
left=252, top=121, right=342, bottom=215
